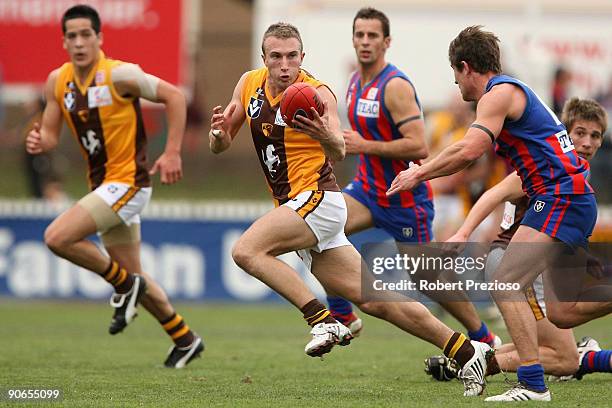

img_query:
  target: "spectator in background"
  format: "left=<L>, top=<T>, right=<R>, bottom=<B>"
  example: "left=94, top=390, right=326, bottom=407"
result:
left=551, top=66, right=571, bottom=116
left=595, top=75, right=612, bottom=133
left=183, top=84, right=206, bottom=152
left=590, top=76, right=612, bottom=204
left=425, top=94, right=474, bottom=240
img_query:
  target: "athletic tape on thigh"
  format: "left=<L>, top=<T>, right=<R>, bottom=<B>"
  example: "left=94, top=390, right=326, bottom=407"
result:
left=78, top=192, right=123, bottom=232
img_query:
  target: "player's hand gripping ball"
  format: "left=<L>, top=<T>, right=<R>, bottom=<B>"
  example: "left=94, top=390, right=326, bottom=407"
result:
left=280, top=83, right=325, bottom=128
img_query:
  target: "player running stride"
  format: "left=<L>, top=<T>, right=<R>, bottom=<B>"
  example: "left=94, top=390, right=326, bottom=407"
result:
left=25, top=4, right=203, bottom=368
left=210, top=22, right=494, bottom=398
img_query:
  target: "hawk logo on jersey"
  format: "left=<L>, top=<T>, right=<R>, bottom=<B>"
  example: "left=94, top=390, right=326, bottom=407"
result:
left=262, top=123, right=273, bottom=137
left=402, top=227, right=414, bottom=238
left=555, top=130, right=575, bottom=153
left=77, top=109, right=89, bottom=123
left=64, top=91, right=76, bottom=111
left=534, top=200, right=546, bottom=213
left=356, top=98, right=379, bottom=118
left=366, top=87, right=379, bottom=100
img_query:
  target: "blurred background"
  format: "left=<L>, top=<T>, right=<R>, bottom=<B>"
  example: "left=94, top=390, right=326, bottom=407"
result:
left=0, top=0, right=611, bottom=302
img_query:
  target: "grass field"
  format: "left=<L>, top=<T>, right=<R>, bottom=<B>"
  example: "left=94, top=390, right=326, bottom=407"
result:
left=1, top=301, right=610, bottom=407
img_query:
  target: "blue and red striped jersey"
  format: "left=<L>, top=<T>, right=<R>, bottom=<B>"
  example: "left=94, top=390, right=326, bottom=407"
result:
left=487, top=75, right=593, bottom=197
left=346, top=63, right=433, bottom=208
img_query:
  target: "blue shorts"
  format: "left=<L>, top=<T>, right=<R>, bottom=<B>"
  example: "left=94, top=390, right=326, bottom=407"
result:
left=521, top=194, right=597, bottom=248
left=343, top=180, right=434, bottom=243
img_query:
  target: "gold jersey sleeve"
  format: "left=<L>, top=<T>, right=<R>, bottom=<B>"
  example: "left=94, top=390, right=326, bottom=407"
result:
left=241, top=68, right=339, bottom=205
left=54, top=51, right=150, bottom=190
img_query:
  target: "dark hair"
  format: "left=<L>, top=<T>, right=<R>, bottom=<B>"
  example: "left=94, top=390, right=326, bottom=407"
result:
left=448, top=25, right=501, bottom=74
left=353, top=7, right=390, bottom=38
left=261, top=22, right=303, bottom=56
left=62, top=4, right=101, bottom=34
left=562, top=97, right=608, bottom=135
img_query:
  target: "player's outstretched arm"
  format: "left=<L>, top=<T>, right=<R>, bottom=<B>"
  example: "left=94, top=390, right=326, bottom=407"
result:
left=209, top=72, right=248, bottom=154
left=448, top=171, right=524, bottom=242
left=292, top=86, right=345, bottom=161
left=387, top=88, right=511, bottom=196
left=344, top=77, right=427, bottom=160
left=26, top=70, right=63, bottom=155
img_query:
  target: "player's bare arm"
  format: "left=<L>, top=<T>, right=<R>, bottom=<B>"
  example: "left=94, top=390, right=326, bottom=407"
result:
left=448, top=171, right=523, bottom=242
left=387, top=86, right=512, bottom=196
left=150, top=80, right=186, bottom=184
left=344, top=77, right=427, bottom=160
left=209, top=72, right=248, bottom=154
left=292, top=86, right=345, bottom=161
left=113, top=64, right=186, bottom=184
left=26, top=70, right=63, bottom=154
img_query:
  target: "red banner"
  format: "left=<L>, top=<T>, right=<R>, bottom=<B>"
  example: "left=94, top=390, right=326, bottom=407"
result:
left=0, top=0, right=183, bottom=85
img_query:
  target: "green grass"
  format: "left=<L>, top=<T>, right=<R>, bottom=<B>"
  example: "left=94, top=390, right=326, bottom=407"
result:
left=0, top=301, right=609, bottom=407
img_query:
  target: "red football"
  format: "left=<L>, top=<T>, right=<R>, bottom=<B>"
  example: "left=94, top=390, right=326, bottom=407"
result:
left=280, top=83, right=325, bottom=128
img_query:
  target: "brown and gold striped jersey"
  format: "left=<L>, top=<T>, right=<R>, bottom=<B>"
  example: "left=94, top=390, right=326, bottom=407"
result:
left=241, top=68, right=339, bottom=205
left=54, top=51, right=150, bottom=191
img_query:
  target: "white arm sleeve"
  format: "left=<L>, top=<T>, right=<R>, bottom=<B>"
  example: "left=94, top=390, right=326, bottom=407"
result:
left=111, top=63, right=161, bottom=100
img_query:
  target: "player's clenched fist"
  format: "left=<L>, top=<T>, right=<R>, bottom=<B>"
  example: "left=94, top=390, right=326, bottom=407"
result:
left=25, top=122, right=43, bottom=154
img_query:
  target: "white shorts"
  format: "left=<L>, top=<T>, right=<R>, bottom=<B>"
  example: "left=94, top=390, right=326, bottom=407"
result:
left=91, top=182, right=151, bottom=226
left=283, top=190, right=351, bottom=269
left=486, top=246, right=547, bottom=319
left=78, top=182, right=151, bottom=246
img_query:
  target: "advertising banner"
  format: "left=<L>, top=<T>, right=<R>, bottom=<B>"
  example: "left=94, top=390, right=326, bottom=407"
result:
left=0, top=0, right=183, bottom=85
left=0, top=203, right=389, bottom=302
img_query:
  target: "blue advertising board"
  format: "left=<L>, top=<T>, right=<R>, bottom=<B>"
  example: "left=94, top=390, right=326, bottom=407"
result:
left=0, top=201, right=391, bottom=302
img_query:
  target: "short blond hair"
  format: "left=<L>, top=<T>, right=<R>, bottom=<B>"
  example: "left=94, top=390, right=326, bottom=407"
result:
left=261, top=22, right=303, bottom=56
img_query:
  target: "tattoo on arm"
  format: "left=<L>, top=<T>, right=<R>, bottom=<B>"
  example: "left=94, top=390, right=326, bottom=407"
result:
left=470, top=123, right=495, bottom=143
